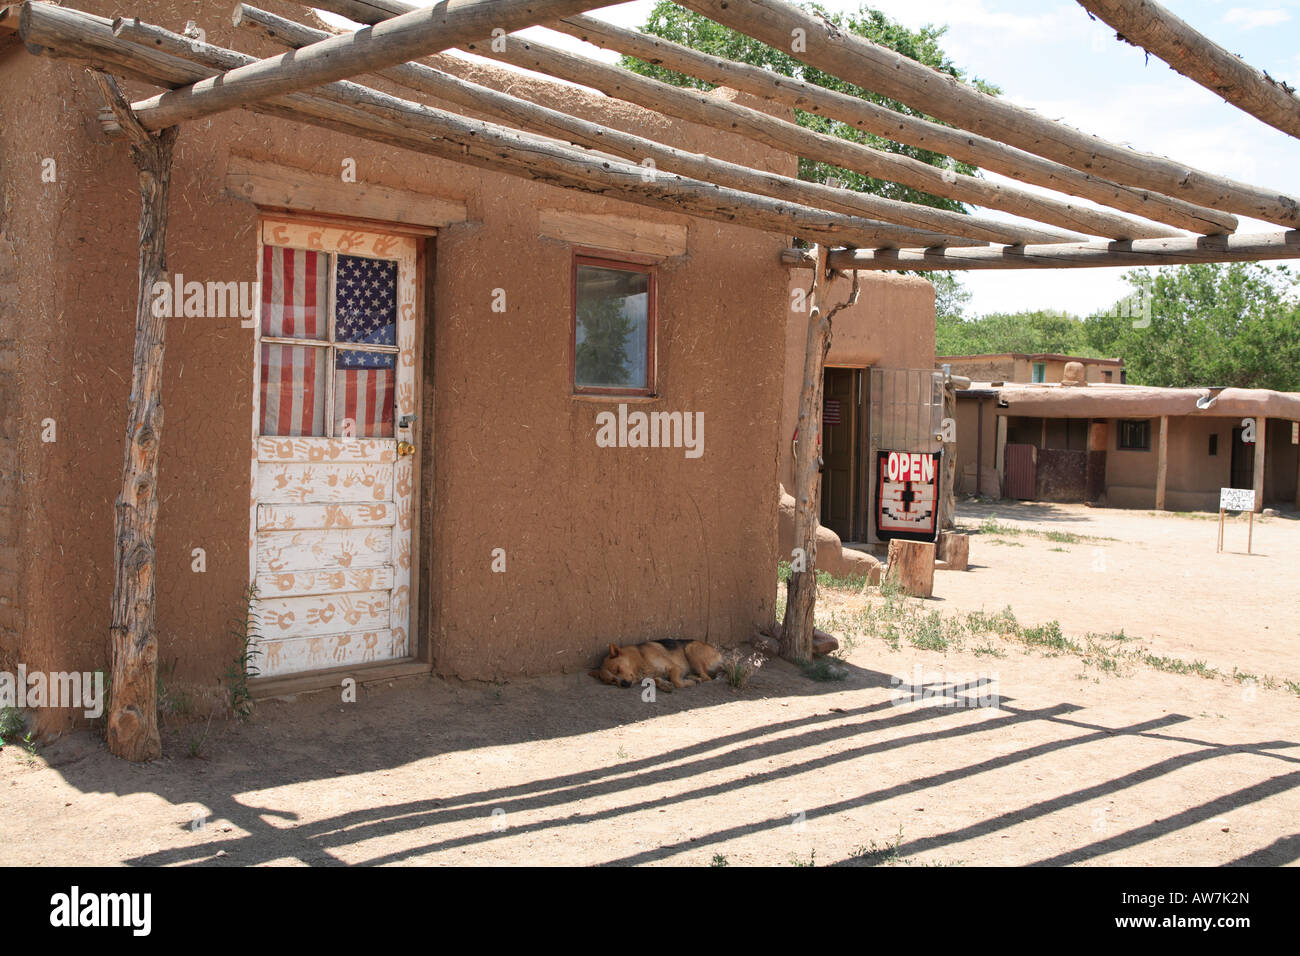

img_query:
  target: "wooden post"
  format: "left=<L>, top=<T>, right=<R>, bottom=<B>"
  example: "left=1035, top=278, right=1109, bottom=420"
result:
left=94, top=72, right=177, bottom=762
left=1248, top=509, right=1254, bottom=555
left=1217, top=509, right=1224, bottom=553
left=1252, top=416, right=1268, bottom=513
left=995, top=415, right=1008, bottom=498
left=940, top=371, right=956, bottom=530
left=1155, top=415, right=1169, bottom=510
left=780, top=250, right=860, bottom=662
left=781, top=245, right=830, bottom=663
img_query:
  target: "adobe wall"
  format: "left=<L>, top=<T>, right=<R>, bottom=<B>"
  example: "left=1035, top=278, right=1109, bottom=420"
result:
left=0, top=0, right=798, bottom=729
left=778, top=271, right=935, bottom=488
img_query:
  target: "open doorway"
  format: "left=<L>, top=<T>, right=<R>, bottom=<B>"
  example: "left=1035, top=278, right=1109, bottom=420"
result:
left=820, top=366, right=865, bottom=542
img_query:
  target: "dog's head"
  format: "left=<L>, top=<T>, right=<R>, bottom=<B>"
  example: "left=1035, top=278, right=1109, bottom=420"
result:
left=590, top=643, right=637, bottom=688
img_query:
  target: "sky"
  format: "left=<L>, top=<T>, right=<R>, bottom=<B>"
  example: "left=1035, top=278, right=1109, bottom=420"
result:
left=324, top=1, right=1300, bottom=317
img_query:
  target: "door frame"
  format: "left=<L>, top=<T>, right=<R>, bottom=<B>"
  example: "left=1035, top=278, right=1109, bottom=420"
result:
left=247, top=212, right=434, bottom=693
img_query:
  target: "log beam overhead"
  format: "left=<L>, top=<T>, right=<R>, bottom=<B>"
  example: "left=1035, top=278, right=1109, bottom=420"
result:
left=1078, top=0, right=1300, bottom=142
left=114, top=0, right=614, bottom=130
left=675, top=0, right=1300, bottom=228
left=782, top=230, right=1300, bottom=271
left=309, top=0, right=1183, bottom=241
left=24, top=6, right=974, bottom=252
left=234, top=4, right=1069, bottom=247
left=551, top=13, right=1238, bottom=236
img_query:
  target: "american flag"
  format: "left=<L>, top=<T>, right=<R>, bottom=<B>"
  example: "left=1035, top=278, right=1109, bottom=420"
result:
left=333, top=254, right=396, bottom=439
left=258, top=248, right=397, bottom=438
left=260, top=246, right=328, bottom=436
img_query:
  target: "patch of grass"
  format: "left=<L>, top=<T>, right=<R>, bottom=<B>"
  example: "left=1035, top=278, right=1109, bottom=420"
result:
left=1020, top=621, right=1081, bottom=655
left=987, top=538, right=1024, bottom=547
left=709, top=854, right=729, bottom=867
left=972, top=643, right=1007, bottom=659
left=722, top=653, right=760, bottom=690
left=851, top=825, right=905, bottom=866
left=777, top=561, right=866, bottom=591
left=969, top=515, right=1112, bottom=543
left=797, top=657, right=848, bottom=682
left=0, top=707, right=24, bottom=747
left=788, top=849, right=817, bottom=867
left=224, top=584, right=262, bottom=721
left=1285, top=680, right=1300, bottom=697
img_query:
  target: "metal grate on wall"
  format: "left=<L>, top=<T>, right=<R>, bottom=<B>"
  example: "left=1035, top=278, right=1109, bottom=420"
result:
left=870, top=368, right=945, bottom=453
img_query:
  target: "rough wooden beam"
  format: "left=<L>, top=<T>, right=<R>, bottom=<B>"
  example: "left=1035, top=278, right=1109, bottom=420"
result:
left=225, top=153, right=468, bottom=228
left=537, top=208, right=687, bottom=256
left=309, top=0, right=1179, bottom=241
left=783, top=230, right=1300, bottom=270
left=677, top=0, right=1300, bottom=228
left=1078, top=0, right=1300, bottom=141
left=23, top=6, right=970, bottom=252
left=552, top=13, right=1237, bottom=236
left=92, top=70, right=175, bottom=762
left=114, top=0, right=613, bottom=130
left=235, top=4, right=1046, bottom=246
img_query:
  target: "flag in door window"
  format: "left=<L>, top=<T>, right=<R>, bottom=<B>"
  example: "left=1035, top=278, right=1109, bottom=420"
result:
left=333, top=255, right=398, bottom=437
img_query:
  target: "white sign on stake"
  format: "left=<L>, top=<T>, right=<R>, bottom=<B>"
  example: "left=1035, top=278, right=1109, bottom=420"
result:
left=1219, top=488, right=1255, bottom=512
left=1217, top=487, right=1256, bottom=555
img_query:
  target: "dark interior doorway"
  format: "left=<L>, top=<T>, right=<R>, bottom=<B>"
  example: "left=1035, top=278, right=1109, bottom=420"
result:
left=1230, top=426, right=1254, bottom=490
left=820, top=367, right=864, bottom=541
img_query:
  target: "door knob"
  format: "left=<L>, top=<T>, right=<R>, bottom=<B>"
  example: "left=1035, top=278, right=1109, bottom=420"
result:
left=397, top=440, right=415, bottom=457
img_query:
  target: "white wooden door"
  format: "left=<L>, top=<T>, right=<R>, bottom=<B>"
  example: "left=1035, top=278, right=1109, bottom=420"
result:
left=249, top=219, right=420, bottom=678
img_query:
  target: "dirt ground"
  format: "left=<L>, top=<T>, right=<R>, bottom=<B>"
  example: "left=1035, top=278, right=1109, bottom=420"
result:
left=2, top=503, right=1297, bottom=867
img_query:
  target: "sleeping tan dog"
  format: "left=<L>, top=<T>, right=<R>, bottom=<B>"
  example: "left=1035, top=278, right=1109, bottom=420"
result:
left=590, top=639, right=724, bottom=692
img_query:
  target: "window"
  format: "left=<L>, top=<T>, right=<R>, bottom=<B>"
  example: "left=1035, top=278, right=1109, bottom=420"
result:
left=1032, top=362, right=1046, bottom=383
left=572, top=254, right=655, bottom=395
left=259, top=245, right=398, bottom=438
left=1118, top=419, right=1151, bottom=451
left=1209, top=433, right=1219, bottom=456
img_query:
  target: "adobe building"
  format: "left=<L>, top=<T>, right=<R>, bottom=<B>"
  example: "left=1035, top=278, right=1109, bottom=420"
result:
left=1, top=0, right=878, bottom=728
left=952, top=372, right=1300, bottom=512
left=940, top=352, right=1125, bottom=385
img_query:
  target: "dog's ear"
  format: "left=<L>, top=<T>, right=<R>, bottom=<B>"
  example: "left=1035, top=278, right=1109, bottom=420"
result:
left=607, top=644, right=620, bottom=658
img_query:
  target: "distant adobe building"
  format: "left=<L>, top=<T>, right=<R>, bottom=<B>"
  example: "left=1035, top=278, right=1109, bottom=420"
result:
left=938, top=352, right=1126, bottom=385
left=950, top=364, right=1300, bottom=513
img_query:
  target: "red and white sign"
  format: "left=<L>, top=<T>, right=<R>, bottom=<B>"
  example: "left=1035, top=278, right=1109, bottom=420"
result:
left=823, top=399, right=841, bottom=426
left=876, top=450, right=941, bottom=542
left=885, top=451, right=937, bottom=484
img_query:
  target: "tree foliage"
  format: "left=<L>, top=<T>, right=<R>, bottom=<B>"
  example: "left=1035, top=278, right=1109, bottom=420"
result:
left=624, top=1, right=999, bottom=213
left=575, top=293, right=634, bottom=386
left=1082, top=263, right=1300, bottom=390
left=936, top=308, right=1098, bottom=358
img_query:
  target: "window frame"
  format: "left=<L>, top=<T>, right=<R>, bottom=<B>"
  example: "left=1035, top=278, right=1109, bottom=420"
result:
left=258, top=247, right=402, bottom=439
left=570, top=250, right=658, bottom=398
left=1031, top=362, right=1046, bottom=383
left=1117, top=418, right=1152, bottom=452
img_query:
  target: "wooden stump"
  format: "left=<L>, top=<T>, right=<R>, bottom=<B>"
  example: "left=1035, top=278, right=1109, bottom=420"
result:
left=937, top=531, right=969, bottom=571
left=886, top=540, right=936, bottom=597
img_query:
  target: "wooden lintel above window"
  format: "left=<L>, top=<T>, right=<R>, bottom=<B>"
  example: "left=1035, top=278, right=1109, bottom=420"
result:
left=539, top=209, right=687, bottom=259
left=226, top=155, right=468, bottom=232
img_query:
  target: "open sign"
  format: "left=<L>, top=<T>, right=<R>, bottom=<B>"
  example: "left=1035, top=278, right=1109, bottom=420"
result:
left=885, top=451, right=937, bottom=484
left=877, top=450, right=941, bottom=543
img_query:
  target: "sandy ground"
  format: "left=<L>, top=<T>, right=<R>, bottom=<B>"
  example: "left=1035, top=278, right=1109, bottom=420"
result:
left=1, top=503, right=1296, bottom=867
left=945, top=501, right=1300, bottom=684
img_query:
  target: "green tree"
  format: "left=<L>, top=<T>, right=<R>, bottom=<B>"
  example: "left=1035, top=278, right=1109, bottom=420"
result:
left=1083, top=263, right=1300, bottom=390
left=624, top=1, right=1000, bottom=212
left=935, top=309, right=1097, bottom=357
